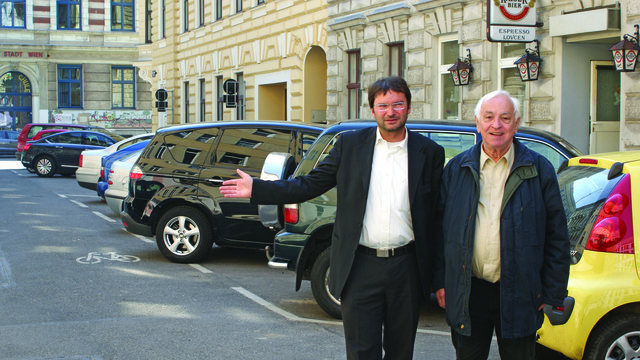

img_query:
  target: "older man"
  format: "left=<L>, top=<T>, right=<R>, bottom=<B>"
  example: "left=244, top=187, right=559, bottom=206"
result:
left=439, top=90, right=570, bottom=359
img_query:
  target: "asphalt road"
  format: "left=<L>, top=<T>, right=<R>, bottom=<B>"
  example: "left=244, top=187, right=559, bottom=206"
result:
left=0, top=157, right=569, bottom=360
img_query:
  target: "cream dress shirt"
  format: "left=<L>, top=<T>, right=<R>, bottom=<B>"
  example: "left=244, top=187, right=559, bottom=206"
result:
left=359, top=128, right=414, bottom=250
left=472, top=145, right=515, bottom=283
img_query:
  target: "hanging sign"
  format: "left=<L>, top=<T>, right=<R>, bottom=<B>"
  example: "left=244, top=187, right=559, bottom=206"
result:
left=487, top=0, right=537, bottom=42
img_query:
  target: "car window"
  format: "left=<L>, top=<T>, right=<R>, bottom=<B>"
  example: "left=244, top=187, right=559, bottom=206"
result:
left=155, top=128, right=218, bottom=166
left=49, top=132, right=83, bottom=144
left=557, top=166, right=623, bottom=261
left=215, top=128, right=292, bottom=171
left=518, top=138, right=568, bottom=172
left=116, top=135, right=152, bottom=151
left=316, top=129, right=477, bottom=168
left=84, top=133, right=112, bottom=146
left=417, top=131, right=476, bottom=164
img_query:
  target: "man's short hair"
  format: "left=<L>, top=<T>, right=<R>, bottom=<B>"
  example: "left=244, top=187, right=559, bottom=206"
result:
left=474, top=90, right=520, bottom=119
left=368, top=77, right=412, bottom=109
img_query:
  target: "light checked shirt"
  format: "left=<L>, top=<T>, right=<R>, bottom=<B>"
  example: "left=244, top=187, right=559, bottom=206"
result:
left=359, top=127, right=414, bottom=250
left=472, top=144, right=515, bottom=283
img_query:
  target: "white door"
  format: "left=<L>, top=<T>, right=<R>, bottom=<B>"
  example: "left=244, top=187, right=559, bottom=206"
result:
left=590, top=61, right=620, bottom=154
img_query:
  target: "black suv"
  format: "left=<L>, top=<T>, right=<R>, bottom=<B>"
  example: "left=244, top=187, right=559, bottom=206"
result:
left=120, top=121, right=324, bottom=263
left=261, top=120, right=583, bottom=319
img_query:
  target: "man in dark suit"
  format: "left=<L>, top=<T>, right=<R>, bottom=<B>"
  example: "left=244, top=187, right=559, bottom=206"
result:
left=220, top=76, right=445, bottom=360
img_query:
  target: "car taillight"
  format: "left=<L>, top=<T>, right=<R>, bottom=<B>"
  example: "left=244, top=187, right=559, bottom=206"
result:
left=107, top=169, right=115, bottom=185
left=586, top=174, right=634, bottom=254
left=78, top=154, right=83, bottom=167
left=100, top=168, right=104, bottom=179
left=129, top=165, right=144, bottom=180
left=284, top=204, right=298, bottom=224
left=23, top=143, right=31, bottom=151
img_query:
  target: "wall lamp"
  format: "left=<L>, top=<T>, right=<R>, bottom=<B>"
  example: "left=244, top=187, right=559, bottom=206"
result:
left=448, top=49, right=473, bottom=86
left=152, top=70, right=157, bottom=77
left=514, top=40, right=543, bottom=81
left=609, top=24, right=639, bottom=72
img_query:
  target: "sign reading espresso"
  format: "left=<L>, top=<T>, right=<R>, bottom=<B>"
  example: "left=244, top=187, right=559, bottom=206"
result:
left=487, top=0, right=537, bottom=42
left=3, top=51, right=46, bottom=58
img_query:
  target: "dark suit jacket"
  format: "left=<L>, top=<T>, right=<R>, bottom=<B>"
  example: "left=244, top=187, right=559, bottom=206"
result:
left=251, top=126, right=445, bottom=300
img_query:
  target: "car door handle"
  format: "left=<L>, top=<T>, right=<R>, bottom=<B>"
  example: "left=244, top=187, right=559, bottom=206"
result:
left=206, top=177, right=224, bottom=184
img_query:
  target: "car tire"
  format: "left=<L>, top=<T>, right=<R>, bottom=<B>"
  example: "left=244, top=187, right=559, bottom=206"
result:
left=155, top=206, right=213, bottom=263
left=310, top=247, right=342, bottom=319
left=583, top=313, right=640, bottom=360
left=35, top=156, right=56, bottom=177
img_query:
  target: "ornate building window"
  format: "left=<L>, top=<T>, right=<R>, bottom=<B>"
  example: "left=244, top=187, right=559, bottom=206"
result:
left=388, top=42, right=404, bottom=77
left=1, top=0, right=25, bottom=28
left=112, top=66, right=135, bottom=109
left=57, top=0, right=81, bottom=30
left=112, top=0, right=134, bottom=31
left=347, top=50, right=361, bottom=120
left=58, top=65, right=82, bottom=108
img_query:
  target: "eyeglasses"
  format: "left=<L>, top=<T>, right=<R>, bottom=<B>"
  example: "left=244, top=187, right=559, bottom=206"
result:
left=374, top=102, right=406, bottom=112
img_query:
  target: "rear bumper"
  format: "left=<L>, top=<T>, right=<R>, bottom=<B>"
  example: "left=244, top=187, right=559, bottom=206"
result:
left=121, top=200, right=153, bottom=237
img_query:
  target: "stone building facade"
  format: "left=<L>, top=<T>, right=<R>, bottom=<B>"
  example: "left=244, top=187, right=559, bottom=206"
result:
left=136, top=0, right=328, bottom=128
left=0, top=0, right=153, bottom=136
left=325, top=0, right=640, bottom=154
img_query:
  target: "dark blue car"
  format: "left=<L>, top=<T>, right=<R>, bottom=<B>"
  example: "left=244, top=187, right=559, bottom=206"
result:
left=21, top=130, right=120, bottom=177
left=96, top=140, right=150, bottom=198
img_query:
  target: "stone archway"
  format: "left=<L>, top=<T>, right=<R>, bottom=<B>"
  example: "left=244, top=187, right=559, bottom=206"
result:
left=0, top=71, right=32, bottom=130
left=304, top=46, right=327, bottom=123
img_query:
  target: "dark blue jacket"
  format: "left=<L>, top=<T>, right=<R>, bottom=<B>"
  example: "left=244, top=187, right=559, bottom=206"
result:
left=439, top=139, right=570, bottom=338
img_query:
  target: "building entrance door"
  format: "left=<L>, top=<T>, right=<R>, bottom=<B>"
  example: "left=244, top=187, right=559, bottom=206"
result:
left=590, top=61, right=620, bottom=154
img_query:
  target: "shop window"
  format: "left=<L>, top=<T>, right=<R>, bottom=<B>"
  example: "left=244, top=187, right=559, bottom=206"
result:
left=440, top=39, right=459, bottom=120
left=500, top=43, right=526, bottom=109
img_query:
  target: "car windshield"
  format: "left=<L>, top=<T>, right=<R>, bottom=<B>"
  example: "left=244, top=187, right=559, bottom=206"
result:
left=557, top=166, right=623, bottom=263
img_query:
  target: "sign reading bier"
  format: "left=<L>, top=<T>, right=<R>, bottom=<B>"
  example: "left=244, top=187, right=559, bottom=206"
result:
left=487, top=0, right=537, bottom=42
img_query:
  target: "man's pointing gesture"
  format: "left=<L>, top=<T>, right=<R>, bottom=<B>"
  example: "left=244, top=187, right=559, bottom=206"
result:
left=219, top=169, right=253, bottom=198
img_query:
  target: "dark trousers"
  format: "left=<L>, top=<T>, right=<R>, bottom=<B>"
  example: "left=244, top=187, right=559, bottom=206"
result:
left=451, top=277, right=536, bottom=360
left=340, top=248, right=421, bottom=360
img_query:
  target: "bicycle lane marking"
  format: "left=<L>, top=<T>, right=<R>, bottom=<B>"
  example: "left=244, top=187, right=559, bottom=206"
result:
left=0, top=242, right=14, bottom=288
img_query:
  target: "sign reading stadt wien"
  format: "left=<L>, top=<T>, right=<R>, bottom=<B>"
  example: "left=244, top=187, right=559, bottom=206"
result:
left=487, top=0, right=537, bottom=42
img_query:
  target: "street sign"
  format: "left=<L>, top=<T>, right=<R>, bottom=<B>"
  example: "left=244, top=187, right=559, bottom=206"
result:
left=223, top=79, right=238, bottom=95
left=155, top=88, right=168, bottom=102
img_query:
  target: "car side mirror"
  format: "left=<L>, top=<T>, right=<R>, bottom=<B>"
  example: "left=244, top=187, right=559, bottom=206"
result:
left=258, top=152, right=296, bottom=230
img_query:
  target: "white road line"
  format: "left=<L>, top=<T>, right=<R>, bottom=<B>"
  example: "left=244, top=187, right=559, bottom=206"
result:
left=231, top=286, right=450, bottom=336
left=189, top=264, right=213, bottom=274
left=92, top=211, right=117, bottom=223
left=70, top=200, right=88, bottom=208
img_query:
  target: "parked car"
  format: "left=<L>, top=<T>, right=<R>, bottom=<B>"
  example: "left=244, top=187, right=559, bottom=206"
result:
left=31, top=129, right=69, bottom=141
left=536, top=151, right=640, bottom=360
left=261, top=120, right=584, bottom=319
left=0, top=130, right=19, bottom=156
left=15, top=123, right=125, bottom=161
left=96, top=140, right=150, bottom=198
left=77, top=133, right=154, bottom=192
left=120, top=120, right=325, bottom=263
left=21, top=130, right=120, bottom=177
left=105, top=149, right=144, bottom=215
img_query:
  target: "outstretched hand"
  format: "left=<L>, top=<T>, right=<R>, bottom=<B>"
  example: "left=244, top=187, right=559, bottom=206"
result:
left=220, top=169, right=253, bottom=198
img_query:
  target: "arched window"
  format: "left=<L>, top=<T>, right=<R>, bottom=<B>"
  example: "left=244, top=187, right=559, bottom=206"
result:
left=0, top=71, right=32, bottom=130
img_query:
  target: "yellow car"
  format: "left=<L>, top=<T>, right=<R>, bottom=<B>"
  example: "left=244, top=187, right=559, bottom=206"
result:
left=537, top=151, right=640, bottom=360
